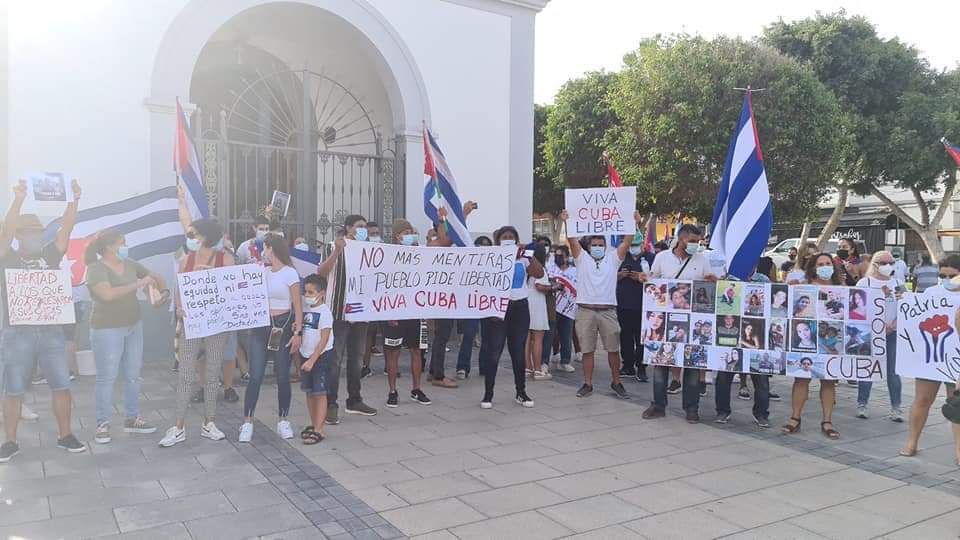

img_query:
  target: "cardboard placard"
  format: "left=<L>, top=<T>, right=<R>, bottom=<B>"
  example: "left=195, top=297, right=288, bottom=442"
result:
left=897, top=291, right=960, bottom=383
left=5, top=269, right=76, bottom=325
left=177, top=264, right=270, bottom=339
left=564, top=187, right=636, bottom=237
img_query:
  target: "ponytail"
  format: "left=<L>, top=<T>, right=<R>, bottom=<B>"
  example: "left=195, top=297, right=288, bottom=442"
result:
left=84, top=229, right=123, bottom=265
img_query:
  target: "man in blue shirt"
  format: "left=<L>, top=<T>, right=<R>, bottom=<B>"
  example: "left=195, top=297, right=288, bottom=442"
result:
left=617, top=236, right=651, bottom=382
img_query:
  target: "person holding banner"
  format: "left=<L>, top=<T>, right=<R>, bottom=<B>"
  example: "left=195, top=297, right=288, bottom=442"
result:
left=900, top=255, right=960, bottom=460
left=240, top=234, right=303, bottom=442
left=782, top=253, right=842, bottom=439
left=550, top=245, right=577, bottom=373
left=855, top=250, right=904, bottom=422
left=161, top=219, right=235, bottom=447
left=0, top=179, right=86, bottom=462
left=85, top=229, right=168, bottom=444
left=478, top=226, right=544, bottom=409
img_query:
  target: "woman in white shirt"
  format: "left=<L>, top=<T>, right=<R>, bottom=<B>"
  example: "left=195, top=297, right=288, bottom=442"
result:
left=241, top=234, right=303, bottom=442
left=526, top=246, right=552, bottom=380
left=855, top=250, right=903, bottom=422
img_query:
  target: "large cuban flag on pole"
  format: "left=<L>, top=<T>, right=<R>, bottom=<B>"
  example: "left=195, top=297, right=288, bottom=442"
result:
left=174, top=98, right=210, bottom=220
left=708, top=90, right=773, bottom=280
left=423, top=127, right=471, bottom=247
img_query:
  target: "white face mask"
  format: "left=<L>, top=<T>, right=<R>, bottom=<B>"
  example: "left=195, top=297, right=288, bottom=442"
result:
left=294, top=243, right=309, bottom=251
left=877, top=263, right=895, bottom=277
left=369, top=236, right=382, bottom=243
left=500, top=239, right=517, bottom=247
left=255, top=229, right=268, bottom=241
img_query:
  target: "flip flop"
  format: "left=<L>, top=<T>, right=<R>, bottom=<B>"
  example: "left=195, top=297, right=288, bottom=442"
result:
left=302, top=431, right=324, bottom=445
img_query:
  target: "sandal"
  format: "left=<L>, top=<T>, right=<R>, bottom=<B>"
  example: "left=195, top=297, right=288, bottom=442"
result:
left=898, top=448, right=918, bottom=457
left=302, top=430, right=324, bottom=445
left=821, top=421, right=840, bottom=440
left=300, top=425, right=314, bottom=440
left=781, top=417, right=801, bottom=434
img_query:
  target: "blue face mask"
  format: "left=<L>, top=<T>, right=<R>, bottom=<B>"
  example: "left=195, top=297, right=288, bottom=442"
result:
left=684, top=243, right=701, bottom=256
left=590, top=246, right=605, bottom=260
left=354, top=227, right=368, bottom=242
left=117, top=246, right=129, bottom=260
left=185, top=238, right=201, bottom=252
left=500, top=239, right=517, bottom=247
left=816, top=265, right=834, bottom=280
left=401, top=234, right=418, bottom=246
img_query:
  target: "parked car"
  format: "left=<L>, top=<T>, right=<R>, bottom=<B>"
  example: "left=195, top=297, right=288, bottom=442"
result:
left=765, top=237, right=867, bottom=269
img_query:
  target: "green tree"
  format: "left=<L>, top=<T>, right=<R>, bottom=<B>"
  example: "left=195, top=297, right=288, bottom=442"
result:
left=765, top=11, right=960, bottom=259
left=606, top=35, right=845, bottom=223
left=533, top=103, right=562, bottom=214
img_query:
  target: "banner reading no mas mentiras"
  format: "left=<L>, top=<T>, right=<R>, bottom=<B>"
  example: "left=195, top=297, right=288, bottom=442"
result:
left=564, top=187, right=637, bottom=237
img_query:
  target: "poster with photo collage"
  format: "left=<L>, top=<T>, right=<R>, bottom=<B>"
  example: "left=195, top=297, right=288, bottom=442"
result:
left=641, top=280, right=888, bottom=381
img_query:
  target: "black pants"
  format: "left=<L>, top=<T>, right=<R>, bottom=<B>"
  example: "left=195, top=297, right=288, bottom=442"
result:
left=479, top=299, right=529, bottom=398
left=430, top=319, right=455, bottom=380
left=617, top=308, right=643, bottom=371
left=327, top=320, right=368, bottom=408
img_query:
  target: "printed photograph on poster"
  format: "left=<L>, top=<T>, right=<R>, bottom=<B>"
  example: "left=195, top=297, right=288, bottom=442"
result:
left=786, top=353, right=826, bottom=378
left=692, top=281, right=716, bottom=313
left=818, top=287, right=847, bottom=320
left=667, top=312, right=690, bottom=343
left=848, top=288, right=869, bottom=321
left=740, top=317, right=766, bottom=350
left=742, top=284, right=766, bottom=317
left=682, top=344, right=708, bottom=368
left=645, top=342, right=678, bottom=366
left=690, top=314, right=715, bottom=345
left=791, top=286, right=817, bottom=318
left=770, top=284, right=789, bottom=318
left=667, top=281, right=691, bottom=310
left=715, top=281, right=742, bottom=315
left=716, top=314, right=741, bottom=347
left=844, top=322, right=872, bottom=355
left=818, top=320, right=844, bottom=354
left=719, top=348, right=744, bottom=372
left=750, top=350, right=785, bottom=375
left=643, top=283, right=669, bottom=310
left=270, top=190, right=291, bottom=217
left=28, top=172, right=71, bottom=202
left=642, top=311, right=666, bottom=342
left=791, top=319, right=818, bottom=352
left=768, top=318, right=787, bottom=351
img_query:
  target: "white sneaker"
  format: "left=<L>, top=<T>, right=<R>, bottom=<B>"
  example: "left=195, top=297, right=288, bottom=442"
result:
left=558, top=363, right=575, bottom=373
left=201, top=422, right=225, bottom=441
left=94, top=422, right=111, bottom=444
left=856, top=405, right=869, bottom=419
left=158, top=426, right=185, bottom=447
left=238, top=422, right=253, bottom=443
left=456, top=369, right=467, bottom=380
left=888, top=408, right=904, bottom=423
left=574, top=353, right=583, bottom=363
left=20, top=405, right=39, bottom=421
left=533, top=369, right=552, bottom=381
left=277, top=420, right=294, bottom=440
left=480, top=401, right=493, bottom=409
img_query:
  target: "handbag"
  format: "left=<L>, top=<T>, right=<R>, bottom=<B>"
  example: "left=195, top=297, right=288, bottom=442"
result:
left=941, top=389, right=960, bottom=424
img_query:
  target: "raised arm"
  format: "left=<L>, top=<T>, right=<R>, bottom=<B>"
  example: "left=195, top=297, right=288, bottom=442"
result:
left=176, top=183, right=192, bottom=233
left=429, top=206, right=453, bottom=247
left=0, top=180, right=28, bottom=256
left=559, top=210, right=581, bottom=259
left=317, top=238, right=343, bottom=277
left=55, top=180, right=81, bottom=253
left=616, top=211, right=642, bottom=261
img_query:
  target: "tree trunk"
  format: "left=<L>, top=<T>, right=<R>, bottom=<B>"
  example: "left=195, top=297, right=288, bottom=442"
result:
left=869, top=182, right=956, bottom=263
left=919, top=228, right=947, bottom=263
left=798, top=222, right=811, bottom=248
left=816, top=185, right=848, bottom=251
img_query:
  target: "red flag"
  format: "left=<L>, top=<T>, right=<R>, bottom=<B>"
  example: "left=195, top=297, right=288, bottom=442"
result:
left=603, top=151, right=623, bottom=187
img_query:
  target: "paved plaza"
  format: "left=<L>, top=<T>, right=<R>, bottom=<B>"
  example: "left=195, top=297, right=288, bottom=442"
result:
left=3, top=343, right=960, bottom=539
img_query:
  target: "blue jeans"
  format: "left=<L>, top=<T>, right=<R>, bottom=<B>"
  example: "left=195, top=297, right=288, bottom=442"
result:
left=556, top=315, right=574, bottom=365
left=652, top=365, right=700, bottom=412
left=1, top=326, right=69, bottom=396
left=456, top=319, right=480, bottom=374
left=91, top=322, right=145, bottom=425
left=716, top=372, right=768, bottom=419
left=858, top=332, right=901, bottom=409
left=541, top=318, right=555, bottom=366
left=244, top=314, right=294, bottom=418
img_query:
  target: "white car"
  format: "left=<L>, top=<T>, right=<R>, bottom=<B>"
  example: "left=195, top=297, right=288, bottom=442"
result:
left=765, top=237, right=867, bottom=270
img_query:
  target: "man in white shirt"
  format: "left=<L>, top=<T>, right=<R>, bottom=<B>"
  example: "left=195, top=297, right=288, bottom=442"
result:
left=561, top=210, right=641, bottom=400
left=643, top=223, right=717, bottom=424
left=892, top=251, right=908, bottom=283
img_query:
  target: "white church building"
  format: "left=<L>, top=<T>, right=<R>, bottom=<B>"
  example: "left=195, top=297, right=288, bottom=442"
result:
left=1, top=0, right=550, bottom=245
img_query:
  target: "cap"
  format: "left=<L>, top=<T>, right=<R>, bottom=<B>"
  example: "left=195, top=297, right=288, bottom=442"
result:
left=14, top=214, right=44, bottom=232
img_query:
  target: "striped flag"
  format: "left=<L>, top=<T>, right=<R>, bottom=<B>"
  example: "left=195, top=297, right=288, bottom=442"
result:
left=942, top=137, right=960, bottom=167
left=604, top=152, right=624, bottom=247
left=708, top=91, right=773, bottom=280
left=423, top=127, right=471, bottom=247
left=174, top=99, right=209, bottom=220
left=290, top=247, right=323, bottom=279
left=642, top=214, right=656, bottom=252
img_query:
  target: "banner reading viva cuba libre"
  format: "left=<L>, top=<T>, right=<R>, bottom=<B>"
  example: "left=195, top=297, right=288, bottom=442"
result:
left=642, top=279, right=888, bottom=381
left=897, top=290, right=960, bottom=383
left=342, top=240, right=517, bottom=322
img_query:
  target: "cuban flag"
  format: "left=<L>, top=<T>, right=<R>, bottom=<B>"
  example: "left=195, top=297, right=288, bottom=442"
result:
left=423, top=127, right=471, bottom=247
left=709, top=91, right=773, bottom=280
left=174, top=98, right=209, bottom=220
left=942, top=137, right=960, bottom=167
left=604, top=153, right=625, bottom=248
left=642, top=214, right=656, bottom=253
left=290, top=247, right=323, bottom=279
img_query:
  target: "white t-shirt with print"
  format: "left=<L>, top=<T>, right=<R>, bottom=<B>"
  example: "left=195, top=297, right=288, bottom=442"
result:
left=299, top=302, right=334, bottom=357
left=509, top=257, right=530, bottom=301
left=575, top=249, right=621, bottom=306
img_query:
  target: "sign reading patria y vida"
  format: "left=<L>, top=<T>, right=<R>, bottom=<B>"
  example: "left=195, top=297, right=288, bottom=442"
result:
left=5, top=269, right=75, bottom=325
left=177, top=264, right=270, bottom=339
left=897, top=290, right=960, bottom=383
left=342, top=241, right=517, bottom=322
left=564, top=187, right=637, bottom=237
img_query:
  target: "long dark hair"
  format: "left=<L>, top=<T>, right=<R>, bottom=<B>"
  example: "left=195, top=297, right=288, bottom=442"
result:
left=805, top=253, right=842, bottom=285
left=84, top=229, right=123, bottom=264
left=264, top=234, right=293, bottom=266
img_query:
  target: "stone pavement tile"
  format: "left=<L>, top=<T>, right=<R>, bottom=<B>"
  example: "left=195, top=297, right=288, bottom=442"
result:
left=114, top=491, right=235, bottom=532
left=698, top=490, right=807, bottom=529
left=450, top=509, right=573, bottom=540
left=223, top=482, right=284, bottom=511
left=820, top=467, right=907, bottom=496
left=880, top=509, right=960, bottom=539
left=386, top=471, right=489, bottom=504
left=722, top=522, right=829, bottom=539
left=341, top=442, right=429, bottom=467
left=298, top=449, right=358, bottom=473
left=474, top=440, right=559, bottom=464
left=0, top=496, right=49, bottom=526
left=788, top=504, right=905, bottom=540
left=736, top=453, right=846, bottom=483
left=422, top=419, right=502, bottom=437
left=753, top=476, right=863, bottom=512
left=623, top=507, right=743, bottom=539
left=100, top=456, right=205, bottom=487
left=99, top=522, right=193, bottom=540
left=481, top=424, right=557, bottom=444
left=661, top=445, right=761, bottom=473
left=613, top=479, right=717, bottom=514
left=483, top=409, right=556, bottom=428
left=538, top=418, right=611, bottom=436
left=256, top=526, right=319, bottom=540
left=595, top=440, right=682, bottom=463
left=561, top=524, right=641, bottom=539
left=537, top=448, right=625, bottom=474
left=458, top=482, right=567, bottom=517
left=355, top=427, right=438, bottom=448
left=3, top=469, right=102, bottom=498
left=846, top=484, right=960, bottom=525
left=42, top=451, right=148, bottom=477
left=49, top=482, right=167, bottom=517
left=400, top=450, right=495, bottom=477
left=604, top=457, right=699, bottom=486
left=885, top=455, right=959, bottom=476
left=410, top=433, right=499, bottom=455
left=537, top=468, right=637, bottom=499
left=159, top=463, right=268, bottom=497
left=185, top=501, right=312, bottom=540
left=678, top=466, right=783, bottom=497
left=0, top=508, right=119, bottom=539
left=0, top=458, right=44, bottom=481
left=332, top=462, right=421, bottom=490
left=193, top=447, right=254, bottom=470
left=539, top=493, right=649, bottom=533
left=381, top=497, right=485, bottom=536
left=409, top=531, right=458, bottom=540
left=467, top=459, right=564, bottom=487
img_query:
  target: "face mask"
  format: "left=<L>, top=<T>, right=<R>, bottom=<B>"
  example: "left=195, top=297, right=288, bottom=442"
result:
left=500, top=239, right=516, bottom=247
left=943, top=277, right=960, bottom=291
left=255, top=230, right=267, bottom=241
left=815, top=266, right=834, bottom=280
left=629, top=246, right=643, bottom=257
left=590, top=246, right=605, bottom=260
left=788, top=253, right=796, bottom=260
left=878, top=264, right=895, bottom=277
left=369, top=236, right=382, bottom=244
left=19, top=237, right=42, bottom=255
left=294, top=243, right=309, bottom=251
left=354, top=227, right=368, bottom=242
left=185, top=238, right=201, bottom=252
left=554, top=255, right=564, bottom=267
left=213, top=238, right=224, bottom=251
left=117, top=246, right=129, bottom=260
left=684, top=243, right=700, bottom=256
left=401, top=234, right=418, bottom=246
left=836, top=249, right=849, bottom=260
left=304, top=294, right=323, bottom=306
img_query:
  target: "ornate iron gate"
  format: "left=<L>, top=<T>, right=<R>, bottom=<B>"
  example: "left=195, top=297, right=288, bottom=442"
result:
left=194, top=69, right=405, bottom=246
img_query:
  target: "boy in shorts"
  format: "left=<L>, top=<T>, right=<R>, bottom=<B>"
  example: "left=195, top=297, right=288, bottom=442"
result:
left=299, top=275, right=333, bottom=444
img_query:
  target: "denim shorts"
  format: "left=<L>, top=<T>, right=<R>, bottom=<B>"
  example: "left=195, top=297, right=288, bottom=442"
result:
left=2, top=326, right=70, bottom=395
left=300, top=350, right=331, bottom=396
left=223, top=331, right=238, bottom=361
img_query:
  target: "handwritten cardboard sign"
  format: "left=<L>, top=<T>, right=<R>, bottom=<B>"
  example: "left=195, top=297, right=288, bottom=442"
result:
left=177, top=264, right=270, bottom=339
left=342, top=241, right=517, bottom=322
left=897, top=291, right=960, bottom=383
left=5, top=269, right=76, bottom=325
left=643, top=279, right=886, bottom=380
left=564, top=187, right=636, bottom=237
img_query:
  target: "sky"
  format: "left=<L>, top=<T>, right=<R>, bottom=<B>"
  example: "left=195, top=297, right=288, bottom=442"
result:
left=534, top=0, right=960, bottom=104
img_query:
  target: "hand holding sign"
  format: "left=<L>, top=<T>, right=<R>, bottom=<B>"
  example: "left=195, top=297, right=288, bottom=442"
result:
left=564, top=187, right=637, bottom=237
